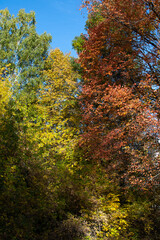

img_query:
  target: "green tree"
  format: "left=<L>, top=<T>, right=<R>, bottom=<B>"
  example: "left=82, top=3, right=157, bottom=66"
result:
left=0, top=9, right=51, bottom=101
left=0, top=10, right=56, bottom=240
left=0, top=8, right=52, bottom=159
left=0, top=8, right=52, bottom=162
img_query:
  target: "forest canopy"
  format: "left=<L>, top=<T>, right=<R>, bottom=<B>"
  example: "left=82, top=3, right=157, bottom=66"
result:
left=0, top=2, right=160, bottom=239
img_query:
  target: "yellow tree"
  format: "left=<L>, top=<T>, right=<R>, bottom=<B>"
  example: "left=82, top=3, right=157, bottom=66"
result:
left=34, top=48, right=80, bottom=162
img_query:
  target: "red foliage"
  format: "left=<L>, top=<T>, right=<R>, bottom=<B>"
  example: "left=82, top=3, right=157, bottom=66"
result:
left=79, top=0, right=160, bottom=188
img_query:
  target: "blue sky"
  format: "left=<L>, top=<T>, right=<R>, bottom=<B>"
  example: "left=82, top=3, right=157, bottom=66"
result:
left=0, top=0, right=87, bottom=57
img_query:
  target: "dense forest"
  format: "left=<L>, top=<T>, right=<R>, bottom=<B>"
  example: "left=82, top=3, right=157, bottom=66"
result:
left=0, top=0, right=160, bottom=239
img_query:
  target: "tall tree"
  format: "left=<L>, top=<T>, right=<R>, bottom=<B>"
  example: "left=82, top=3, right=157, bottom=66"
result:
left=78, top=0, right=160, bottom=188
left=35, top=48, right=80, bottom=159
left=0, top=11, right=54, bottom=239
left=0, top=8, right=52, bottom=158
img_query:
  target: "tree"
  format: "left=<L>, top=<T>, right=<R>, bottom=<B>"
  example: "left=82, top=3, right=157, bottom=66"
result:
left=78, top=0, right=160, bottom=188
left=73, top=2, right=160, bottom=237
left=0, top=8, right=52, bottom=158
left=0, top=8, right=52, bottom=160
left=0, top=9, right=51, bottom=101
left=35, top=48, right=80, bottom=159
left=0, top=11, right=55, bottom=240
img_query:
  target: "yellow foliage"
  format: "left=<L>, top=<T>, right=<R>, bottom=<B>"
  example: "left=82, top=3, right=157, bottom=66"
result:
left=101, top=194, right=128, bottom=239
left=82, top=193, right=129, bottom=239
left=36, top=48, right=80, bottom=158
left=0, top=68, right=11, bottom=116
left=17, top=48, right=81, bottom=169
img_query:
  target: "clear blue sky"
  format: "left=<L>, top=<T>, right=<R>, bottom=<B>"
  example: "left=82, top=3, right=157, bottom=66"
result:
left=0, top=0, right=87, bottom=57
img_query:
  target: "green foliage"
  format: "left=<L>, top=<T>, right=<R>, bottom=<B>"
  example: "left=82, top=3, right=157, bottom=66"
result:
left=72, top=35, right=86, bottom=54
left=0, top=8, right=51, bottom=100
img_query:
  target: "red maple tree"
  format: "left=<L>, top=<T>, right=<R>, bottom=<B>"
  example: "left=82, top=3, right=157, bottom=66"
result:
left=78, top=0, right=160, bottom=188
